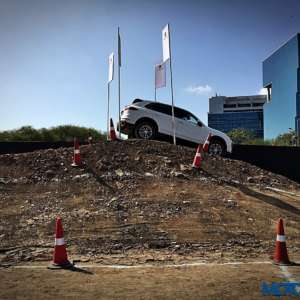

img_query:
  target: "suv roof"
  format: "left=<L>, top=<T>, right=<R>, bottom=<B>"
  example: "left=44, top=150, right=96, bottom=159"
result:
left=131, top=99, right=200, bottom=122
left=132, top=98, right=145, bottom=104
left=132, top=99, right=171, bottom=107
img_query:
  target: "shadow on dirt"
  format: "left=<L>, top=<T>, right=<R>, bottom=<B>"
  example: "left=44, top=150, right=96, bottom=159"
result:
left=70, top=264, right=94, bottom=275
left=235, top=184, right=300, bottom=216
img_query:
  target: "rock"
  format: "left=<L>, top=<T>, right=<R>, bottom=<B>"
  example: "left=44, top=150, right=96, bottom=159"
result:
left=80, top=173, right=90, bottom=178
left=72, top=173, right=90, bottom=180
left=107, top=197, right=118, bottom=207
left=165, top=159, right=172, bottom=165
left=0, top=178, right=7, bottom=184
left=144, top=172, right=154, bottom=177
left=247, top=176, right=254, bottom=183
left=116, top=182, right=123, bottom=189
left=224, top=199, right=237, bottom=208
left=115, top=169, right=124, bottom=177
left=45, top=170, right=55, bottom=178
left=170, top=171, right=189, bottom=179
left=26, top=219, right=34, bottom=225
left=180, top=164, right=192, bottom=171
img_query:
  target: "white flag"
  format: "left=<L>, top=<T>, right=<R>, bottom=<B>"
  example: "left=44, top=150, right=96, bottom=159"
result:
left=108, top=53, right=114, bottom=83
left=155, top=63, right=166, bottom=89
left=162, top=24, right=170, bottom=63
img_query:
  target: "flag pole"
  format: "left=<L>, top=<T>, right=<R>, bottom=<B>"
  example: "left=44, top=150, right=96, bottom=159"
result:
left=168, top=24, right=176, bottom=145
left=154, top=65, right=157, bottom=102
left=118, top=27, right=121, bottom=139
left=107, top=82, right=110, bottom=140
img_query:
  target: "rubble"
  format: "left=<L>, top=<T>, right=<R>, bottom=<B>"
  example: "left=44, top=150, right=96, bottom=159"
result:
left=0, top=139, right=300, bottom=267
left=0, top=139, right=297, bottom=188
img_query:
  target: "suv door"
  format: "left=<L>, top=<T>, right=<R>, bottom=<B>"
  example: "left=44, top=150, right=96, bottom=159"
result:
left=145, top=103, right=173, bottom=135
left=175, top=108, right=209, bottom=143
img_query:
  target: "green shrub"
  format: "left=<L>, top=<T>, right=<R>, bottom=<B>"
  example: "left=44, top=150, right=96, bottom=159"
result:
left=227, top=128, right=255, bottom=144
left=0, top=125, right=105, bottom=142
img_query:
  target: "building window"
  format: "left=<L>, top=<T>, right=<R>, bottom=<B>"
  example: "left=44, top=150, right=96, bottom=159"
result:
left=265, top=84, right=272, bottom=103
left=252, top=103, right=264, bottom=107
left=237, top=103, right=251, bottom=108
left=224, top=104, right=236, bottom=108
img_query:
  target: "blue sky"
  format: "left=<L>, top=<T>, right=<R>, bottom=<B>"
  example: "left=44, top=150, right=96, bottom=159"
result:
left=0, top=0, right=300, bottom=132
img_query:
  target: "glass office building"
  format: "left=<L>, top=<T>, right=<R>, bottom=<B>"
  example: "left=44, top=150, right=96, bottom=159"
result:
left=208, top=95, right=266, bottom=138
left=263, top=33, right=300, bottom=139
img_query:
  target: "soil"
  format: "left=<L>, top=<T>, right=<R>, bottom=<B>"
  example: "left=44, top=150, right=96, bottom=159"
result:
left=0, top=263, right=286, bottom=300
left=1, top=139, right=300, bottom=298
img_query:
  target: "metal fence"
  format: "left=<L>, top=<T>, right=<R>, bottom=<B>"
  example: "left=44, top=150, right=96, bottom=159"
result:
left=0, top=141, right=74, bottom=155
left=229, top=144, right=300, bottom=183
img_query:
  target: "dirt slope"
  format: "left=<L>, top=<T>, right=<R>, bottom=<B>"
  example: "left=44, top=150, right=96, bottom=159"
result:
left=0, top=139, right=300, bottom=267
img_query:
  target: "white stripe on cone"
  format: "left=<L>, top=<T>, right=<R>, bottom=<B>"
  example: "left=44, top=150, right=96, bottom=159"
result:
left=276, top=234, right=286, bottom=242
left=55, top=237, right=65, bottom=246
left=196, top=153, right=201, bottom=157
left=74, top=149, right=80, bottom=154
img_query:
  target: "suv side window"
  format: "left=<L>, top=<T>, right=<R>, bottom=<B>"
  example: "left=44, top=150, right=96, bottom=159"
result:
left=146, top=103, right=172, bottom=116
left=187, top=114, right=199, bottom=125
left=175, top=108, right=199, bottom=125
left=174, top=107, right=188, bottom=119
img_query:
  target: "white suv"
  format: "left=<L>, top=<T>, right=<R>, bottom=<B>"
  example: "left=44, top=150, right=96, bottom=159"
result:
left=119, top=99, right=232, bottom=155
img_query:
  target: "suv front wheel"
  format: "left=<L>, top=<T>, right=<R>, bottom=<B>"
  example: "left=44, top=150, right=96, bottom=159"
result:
left=134, top=121, right=157, bottom=140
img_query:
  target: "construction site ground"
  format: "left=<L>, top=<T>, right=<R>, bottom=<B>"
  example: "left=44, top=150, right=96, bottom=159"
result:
left=1, top=139, right=300, bottom=299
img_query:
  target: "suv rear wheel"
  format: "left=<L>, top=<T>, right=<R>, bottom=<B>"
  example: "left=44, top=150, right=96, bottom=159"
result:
left=134, top=121, right=157, bottom=140
left=208, top=140, right=225, bottom=156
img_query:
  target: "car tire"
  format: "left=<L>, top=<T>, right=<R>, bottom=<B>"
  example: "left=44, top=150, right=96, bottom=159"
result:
left=208, top=140, right=225, bottom=156
left=134, top=121, right=157, bottom=140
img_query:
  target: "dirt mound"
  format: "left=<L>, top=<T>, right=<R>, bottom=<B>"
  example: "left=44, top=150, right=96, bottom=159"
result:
left=1, top=140, right=300, bottom=267
left=0, top=139, right=297, bottom=188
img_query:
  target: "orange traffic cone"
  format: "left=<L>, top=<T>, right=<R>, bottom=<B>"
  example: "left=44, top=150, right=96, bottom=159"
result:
left=273, top=218, right=291, bottom=265
left=71, top=138, right=82, bottom=167
left=109, top=118, right=117, bottom=141
left=48, top=217, right=73, bottom=269
left=203, top=133, right=212, bottom=153
left=192, top=144, right=203, bottom=169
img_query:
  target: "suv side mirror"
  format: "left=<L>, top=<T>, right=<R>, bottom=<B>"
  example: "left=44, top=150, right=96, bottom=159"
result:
left=197, top=121, right=203, bottom=127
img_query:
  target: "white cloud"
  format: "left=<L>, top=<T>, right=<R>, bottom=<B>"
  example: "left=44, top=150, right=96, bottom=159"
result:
left=185, top=84, right=213, bottom=95
left=259, top=88, right=268, bottom=95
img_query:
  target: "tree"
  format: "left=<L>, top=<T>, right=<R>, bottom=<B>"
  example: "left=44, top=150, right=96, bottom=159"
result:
left=227, top=128, right=255, bottom=144
left=0, top=125, right=105, bottom=142
left=273, top=130, right=299, bottom=146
